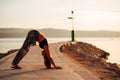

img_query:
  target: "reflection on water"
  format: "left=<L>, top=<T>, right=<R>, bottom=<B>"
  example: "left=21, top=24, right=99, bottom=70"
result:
left=0, top=38, right=120, bottom=64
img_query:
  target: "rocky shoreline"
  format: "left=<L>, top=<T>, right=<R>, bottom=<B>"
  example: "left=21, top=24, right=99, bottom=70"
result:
left=0, top=49, right=19, bottom=59
left=60, top=41, right=120, bottom=80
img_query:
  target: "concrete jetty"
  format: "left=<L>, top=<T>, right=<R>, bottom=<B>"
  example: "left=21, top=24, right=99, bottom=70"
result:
left=0, top=42, right=100, bottom=80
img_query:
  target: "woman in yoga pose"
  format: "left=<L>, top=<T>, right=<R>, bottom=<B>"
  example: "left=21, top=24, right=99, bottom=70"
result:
left=11, top=30, right=62, bottom=69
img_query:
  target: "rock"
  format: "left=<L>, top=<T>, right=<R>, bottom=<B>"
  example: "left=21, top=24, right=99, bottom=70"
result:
left=59, top=41, right=120, bottom=80
left=0, top=49, right=19, bottom=59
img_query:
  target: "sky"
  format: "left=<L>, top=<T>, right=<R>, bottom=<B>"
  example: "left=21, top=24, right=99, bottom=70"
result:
left=0, top=0, right=120, bottom=31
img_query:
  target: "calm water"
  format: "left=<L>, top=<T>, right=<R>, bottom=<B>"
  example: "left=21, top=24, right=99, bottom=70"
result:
left=0, top=38, right=120, bottom=64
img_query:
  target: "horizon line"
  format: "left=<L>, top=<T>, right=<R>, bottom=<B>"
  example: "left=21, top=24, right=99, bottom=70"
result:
left=0, top=27, right=120, bottom=31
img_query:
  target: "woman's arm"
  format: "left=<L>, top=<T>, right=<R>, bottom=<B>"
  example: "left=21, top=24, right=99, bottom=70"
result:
left=43, top=45, right=57, bottom=68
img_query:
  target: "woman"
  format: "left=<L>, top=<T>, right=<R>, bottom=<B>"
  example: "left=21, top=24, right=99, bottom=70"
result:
left=11, top=30, right=62, bottom=69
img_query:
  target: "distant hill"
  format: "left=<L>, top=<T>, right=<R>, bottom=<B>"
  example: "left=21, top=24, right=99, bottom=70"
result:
left=0, top=28, right=120, bottom=38
left=75, top=30, right=120, bottom=37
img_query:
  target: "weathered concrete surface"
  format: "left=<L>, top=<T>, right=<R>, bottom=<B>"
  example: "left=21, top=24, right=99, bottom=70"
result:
left=0, top=42, right=100, bottom=80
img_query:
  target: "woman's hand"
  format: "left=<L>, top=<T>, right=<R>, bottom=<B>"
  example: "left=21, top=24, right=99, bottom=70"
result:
left=47, top=66, right=62, bottom=69
left=55, top=66, right=63, bottom=69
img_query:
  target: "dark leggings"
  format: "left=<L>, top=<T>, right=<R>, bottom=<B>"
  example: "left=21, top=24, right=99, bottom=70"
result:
left=12, top=30, right=39, bottom=65
left=39, top=39, right=48, bottom=49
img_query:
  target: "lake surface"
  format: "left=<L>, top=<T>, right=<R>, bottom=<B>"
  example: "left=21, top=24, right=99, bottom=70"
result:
left=0, top=38, right=120, bottom=64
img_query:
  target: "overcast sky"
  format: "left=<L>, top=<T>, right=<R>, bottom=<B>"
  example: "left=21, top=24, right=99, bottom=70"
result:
left=0, top=0, right=120, bottom=31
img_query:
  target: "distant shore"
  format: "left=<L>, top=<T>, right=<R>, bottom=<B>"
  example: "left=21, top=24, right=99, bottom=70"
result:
left=0, top=28, right=120, bottom=38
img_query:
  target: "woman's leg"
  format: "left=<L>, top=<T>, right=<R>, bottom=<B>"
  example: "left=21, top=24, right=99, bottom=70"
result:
left=11, top=38, right=31, bottom=69
left=12, top=47, right=29, bottom=65
left=11, top=30, right=38, bottom=68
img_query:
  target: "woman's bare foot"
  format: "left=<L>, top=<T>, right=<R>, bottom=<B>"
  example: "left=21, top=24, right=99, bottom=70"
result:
left=11, top=63, right=21, bottom=69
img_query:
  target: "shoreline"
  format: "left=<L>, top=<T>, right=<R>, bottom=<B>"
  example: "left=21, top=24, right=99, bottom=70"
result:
left=1, top=37, right=120, bottom=64
left=0, top=49, right=19, bottom=59
left=60, top=41, right=120, bottom=80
